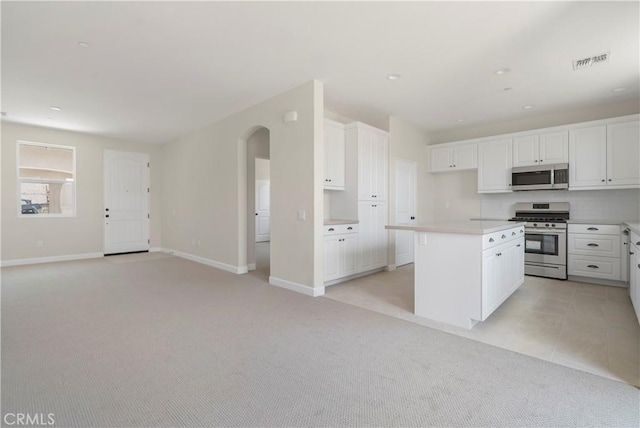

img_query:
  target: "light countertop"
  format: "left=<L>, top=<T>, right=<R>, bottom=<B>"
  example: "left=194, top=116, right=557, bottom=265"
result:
left=567, top=219, right=628, bottom=225
left=386, top=220, right=525, bottom=235
left=324, top=219, right=359, bottom=225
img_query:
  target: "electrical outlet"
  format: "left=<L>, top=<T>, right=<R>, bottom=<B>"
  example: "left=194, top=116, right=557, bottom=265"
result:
left=297, top=210, right=306, bottom=221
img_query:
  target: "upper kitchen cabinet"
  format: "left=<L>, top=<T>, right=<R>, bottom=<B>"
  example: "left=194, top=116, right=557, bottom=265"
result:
left=428, top=142, right=477, bottom=173
left=569, top=120, right=640, bottom=190
left=323, top=119, right=346, bottom=190
left=513, top=131, right=568, bottom=167
left=478, top=138, right=513, bottom=193
left=345, top=122, right=388, bottom=201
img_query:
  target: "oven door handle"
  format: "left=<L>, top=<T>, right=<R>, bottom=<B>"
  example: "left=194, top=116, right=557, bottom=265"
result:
left=525, top=228, right=566, bottom=234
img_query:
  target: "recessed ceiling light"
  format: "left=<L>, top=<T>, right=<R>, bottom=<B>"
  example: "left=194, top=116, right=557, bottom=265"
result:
left=78, top=42, right=90, bottom=48
left=612, top=87, right=627, bottom=92
left=387, top=74, right=401, bottom=81
left=495, top=68, right=511, bottom=75
left=522, top=105, right=535, bottom=110
left=50, top=106, right=62, bottom=111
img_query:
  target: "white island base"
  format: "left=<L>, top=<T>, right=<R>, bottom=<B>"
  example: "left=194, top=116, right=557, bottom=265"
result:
left=388, top=221, right=526, bottom=329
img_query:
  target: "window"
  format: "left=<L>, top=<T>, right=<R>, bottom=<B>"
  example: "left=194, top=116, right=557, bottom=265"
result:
left=17, top=141, right=76, bottom=216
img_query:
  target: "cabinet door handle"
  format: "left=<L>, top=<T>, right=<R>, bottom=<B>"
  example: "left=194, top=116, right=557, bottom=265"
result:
left=637, top=264, right=640, bottom=269
left=410, top=216, right=415, bottom=220
left=512, top=231, right=516, bottom=236
left=587, top=265, right=599, bottom=269
left=501, top=235, right=506, bottom=239
left=489, top=238, right=494, bottom=242
left=601, top=179, right=605, bottom=182
left=496, top=252, right=502, bottom=256
left=636, top=241, right=640, bottom=246
left=587, top=243, right=599, bottom=247
left=587, top=227, right=599, bottom=231
left=516, top=244, right=521, bottom=247
left=328, top=228, right=335, bottom=232
left=347, top=227, right=353, bottom=230
left=608, top=179, right=612, bottom=182
left=534, top=160, right=538, bottom=162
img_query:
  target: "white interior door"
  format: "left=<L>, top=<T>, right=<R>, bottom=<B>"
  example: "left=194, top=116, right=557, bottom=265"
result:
left=104, top=150, right=150, bottom=255
left=395, top=159, right=416, bottom=267
left=255, top=179, right=270, bottom=242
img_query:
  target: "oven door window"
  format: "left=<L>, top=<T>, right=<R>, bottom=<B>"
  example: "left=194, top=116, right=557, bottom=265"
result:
left=512, top=170, right=552, bottom=186
left=525, top=233, right=558, bottom=256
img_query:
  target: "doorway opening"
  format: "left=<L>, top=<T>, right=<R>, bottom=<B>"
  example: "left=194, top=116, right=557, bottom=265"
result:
left=245, top=127, right=271, bottom=281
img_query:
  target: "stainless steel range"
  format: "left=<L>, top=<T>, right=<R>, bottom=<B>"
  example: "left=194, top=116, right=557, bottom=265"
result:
left=510, top=202, right=569, bottom=280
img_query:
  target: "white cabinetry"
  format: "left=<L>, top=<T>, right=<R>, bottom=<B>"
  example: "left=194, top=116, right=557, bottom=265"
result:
left=629, top=230, right=640, bottom=323
left=568, top=224, right=622, bottom=281
left=429, top=142, right=477, bottom=172
left=513, top=131, right=568, bottom=167
left=482, top=236, right=525, bottom=319
left=569, top=120, right=640, bottom=190
left=346, top=123, right=388, bottom=201
left=478, top=138, right=513, bottom=193
left=324, top=224, right=358, bottom=283
left=358, top=201, right=388, bottom=272
left=323, top=119, right=346, bottom=190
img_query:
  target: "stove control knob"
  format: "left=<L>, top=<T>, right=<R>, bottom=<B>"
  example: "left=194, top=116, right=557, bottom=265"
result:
left=533, top=223, right=537, bottom=227
left=551, top=224, right=556, bottom=228
left=545, top=223, right=550, bottom=227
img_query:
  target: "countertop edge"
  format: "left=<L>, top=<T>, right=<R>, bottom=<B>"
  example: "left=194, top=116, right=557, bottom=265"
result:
left=386, top=221, right=525, bottom=235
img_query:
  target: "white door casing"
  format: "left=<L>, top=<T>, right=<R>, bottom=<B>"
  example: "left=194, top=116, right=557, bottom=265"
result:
left=104, top=150, right=150, bottom=255
left=255, top=179, right=271, bottom=242
left=395, top=159, right=416, bottom=267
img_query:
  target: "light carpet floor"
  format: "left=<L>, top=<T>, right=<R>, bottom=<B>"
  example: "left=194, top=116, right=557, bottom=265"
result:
left=2, top=254, right=639, bottom=427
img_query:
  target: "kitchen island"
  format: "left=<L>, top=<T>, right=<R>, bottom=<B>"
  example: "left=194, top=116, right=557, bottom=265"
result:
left=386, top=221, right=526, bottom=329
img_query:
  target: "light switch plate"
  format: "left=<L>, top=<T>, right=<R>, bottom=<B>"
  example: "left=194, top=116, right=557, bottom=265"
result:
left=297, top=210, right=306, bottom=221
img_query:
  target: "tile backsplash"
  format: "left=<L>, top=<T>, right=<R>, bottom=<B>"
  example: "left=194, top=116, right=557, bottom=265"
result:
left=481, top=189, right=640, bottom=221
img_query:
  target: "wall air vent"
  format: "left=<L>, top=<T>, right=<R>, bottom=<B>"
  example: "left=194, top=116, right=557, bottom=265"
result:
left=573, top=52, right=610, bottom=70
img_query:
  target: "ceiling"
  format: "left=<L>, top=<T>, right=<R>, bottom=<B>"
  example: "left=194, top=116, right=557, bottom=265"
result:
left=2, top=1, right=639, bottom=144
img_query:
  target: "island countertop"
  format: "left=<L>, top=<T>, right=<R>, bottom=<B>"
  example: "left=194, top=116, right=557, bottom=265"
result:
left=386, top=220, right=525, bottom=235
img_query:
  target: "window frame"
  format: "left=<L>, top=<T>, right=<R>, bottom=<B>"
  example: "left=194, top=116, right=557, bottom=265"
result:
left=16, top=140, right=77, bottom=218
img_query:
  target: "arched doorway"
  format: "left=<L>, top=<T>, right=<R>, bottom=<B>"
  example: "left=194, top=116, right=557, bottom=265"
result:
left=238, top=126, right=271, bottom=280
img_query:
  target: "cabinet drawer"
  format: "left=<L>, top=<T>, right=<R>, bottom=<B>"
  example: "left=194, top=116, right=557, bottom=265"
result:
left=324, top=224, right=358, bottom=236
left=568, top=233, right=621, bottom=257
left=568, top=255, right=621, bottom=281
left=483, top=226, right=524, bottom=249
left=568, top=224, right=620, bottom=235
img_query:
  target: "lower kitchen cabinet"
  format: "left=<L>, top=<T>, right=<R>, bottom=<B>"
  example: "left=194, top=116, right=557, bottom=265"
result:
left=629, top=231, right=640, bottom=322
left=324, top=224, right=358, bottom=282
left=358, top=201, right=388, bottom=272
left=481, top=237, right=525, bottom=320
left=568, top=224, right=622, bottom=282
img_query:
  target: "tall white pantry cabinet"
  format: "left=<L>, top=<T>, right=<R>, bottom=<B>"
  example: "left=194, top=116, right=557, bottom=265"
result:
left=346, top=122, right=389, bottom=274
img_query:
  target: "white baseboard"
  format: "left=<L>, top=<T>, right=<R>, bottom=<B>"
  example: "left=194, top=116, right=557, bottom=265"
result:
left=385, top=264, right=397, bottom=271
left=1, top=252, right=104, bottom=267
left=149, top=247, right=164, bottom=253
left=269, top=276, right=324, bottom=297
left=248, top=263, right=256, bottom=271
left=164, top=248, right=247, bottom=274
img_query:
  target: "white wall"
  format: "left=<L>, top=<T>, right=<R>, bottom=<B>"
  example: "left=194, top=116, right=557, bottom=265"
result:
left=161, top=80, right=324, bottom=292
left=1, top=122, right=163, bottom=262
left=255, top=158, right=270, bottom=181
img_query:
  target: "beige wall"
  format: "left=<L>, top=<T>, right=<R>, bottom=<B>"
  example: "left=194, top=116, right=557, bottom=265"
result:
left=161, top=80, right=324, bottom=291
left=1, top=122, right=163, bottom=262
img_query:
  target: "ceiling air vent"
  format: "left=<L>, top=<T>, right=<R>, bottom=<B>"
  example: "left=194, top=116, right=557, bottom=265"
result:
left=573, top=52, right=611, bottom=70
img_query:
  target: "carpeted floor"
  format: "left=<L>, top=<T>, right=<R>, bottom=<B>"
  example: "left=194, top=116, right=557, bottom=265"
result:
left=2, top=254, right=639, bottom=427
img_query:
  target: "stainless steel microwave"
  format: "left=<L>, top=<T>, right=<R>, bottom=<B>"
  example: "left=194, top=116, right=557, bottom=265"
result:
left=511, top=163, right=569, bottom=191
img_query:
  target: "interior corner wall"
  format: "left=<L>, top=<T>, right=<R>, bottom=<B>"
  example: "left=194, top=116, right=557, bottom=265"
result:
left=388, top=116, right=429, bottom=265
left=0, top=122, right=163, bottom=262
left=161, top=80, right=324, bottom=291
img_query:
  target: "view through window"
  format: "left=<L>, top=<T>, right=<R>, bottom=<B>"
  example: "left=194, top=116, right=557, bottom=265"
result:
left=18, top=141, right=76, bottom=216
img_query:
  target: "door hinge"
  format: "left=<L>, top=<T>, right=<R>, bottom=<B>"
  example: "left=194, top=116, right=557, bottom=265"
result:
left=147, top=187, right=150, bottom=193
left=148, top=239, right=150, bottom=244
left=147, top=213, right=150, bottom=219
left=147, top=162, right=150, bottom=167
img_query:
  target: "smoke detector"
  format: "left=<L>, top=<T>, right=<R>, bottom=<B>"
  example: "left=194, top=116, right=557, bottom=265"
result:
left=573, top=52, right=611, bottom=70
